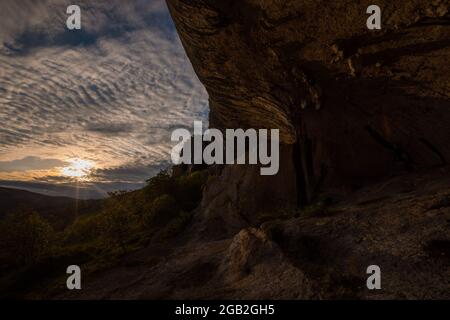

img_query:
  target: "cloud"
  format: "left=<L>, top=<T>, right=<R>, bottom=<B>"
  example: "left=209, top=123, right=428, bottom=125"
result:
left=0, top=156, right=66, bottom=172
left=0, top=0, right=174, bottom=53
left=90, top=161, right=169, bottom=183
left=84, top=121, right=134, bottom=136
left=0, top=0, right=209, bottom=197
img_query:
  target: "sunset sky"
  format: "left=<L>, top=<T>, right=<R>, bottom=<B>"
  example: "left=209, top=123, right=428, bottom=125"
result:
left=0, top=0, right=208, bottom=198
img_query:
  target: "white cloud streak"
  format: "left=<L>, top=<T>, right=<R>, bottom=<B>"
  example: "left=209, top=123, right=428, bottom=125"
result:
left=0, top=0, right=209, bottom=197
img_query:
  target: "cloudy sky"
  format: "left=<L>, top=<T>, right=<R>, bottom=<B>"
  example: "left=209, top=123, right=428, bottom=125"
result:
left=0, top=0, right=208, bottom=198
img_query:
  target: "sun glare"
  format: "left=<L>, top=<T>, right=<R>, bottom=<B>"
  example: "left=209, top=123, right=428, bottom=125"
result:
left=61, top=159, right=95, bottom=180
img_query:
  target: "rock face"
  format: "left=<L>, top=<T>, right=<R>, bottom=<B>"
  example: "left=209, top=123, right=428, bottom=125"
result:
left=58, top=168, right=450, bottom=299
left=196, top=146, right=297, bottom=239
left=166, top=0, right=450, bottom=221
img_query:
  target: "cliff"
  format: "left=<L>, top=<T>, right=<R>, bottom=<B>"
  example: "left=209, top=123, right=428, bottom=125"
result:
left=166, top=0, right=450, bottom=234
left=54, top=0, right=450, bottom=299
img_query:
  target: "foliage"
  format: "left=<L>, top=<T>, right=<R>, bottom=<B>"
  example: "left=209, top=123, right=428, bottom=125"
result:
left=0, top=211, right=55, bottom=266
left=100, top=193, right=139, bottom=253
left=0, top=167, right=209, bottom=298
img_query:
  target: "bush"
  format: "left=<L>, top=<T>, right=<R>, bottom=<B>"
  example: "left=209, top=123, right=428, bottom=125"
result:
left=144, top=170, right=175, bottom=200
left=0, top=211, right=55, bottom=266
left=100, top=194, right=138, bottom=254
left=62, top=213, right=104, bottom=246
left=142, top=170, right=207, bottom=230
left=144, top=194, right=179, bottom=228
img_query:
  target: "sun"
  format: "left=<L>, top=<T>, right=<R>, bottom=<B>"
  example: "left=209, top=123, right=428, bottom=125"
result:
left=61, top=159, right=95, bottom=180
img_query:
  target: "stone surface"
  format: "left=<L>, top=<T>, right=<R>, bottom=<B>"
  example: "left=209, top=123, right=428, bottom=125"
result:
left=57, top=167, right=450, bottom=299
left=166, top=0, right=450, bottom=212
left=194, top=145, right=297, bottom=239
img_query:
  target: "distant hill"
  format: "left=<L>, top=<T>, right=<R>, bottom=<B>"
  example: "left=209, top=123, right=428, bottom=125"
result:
left=0, top=187, right=102, bottom=229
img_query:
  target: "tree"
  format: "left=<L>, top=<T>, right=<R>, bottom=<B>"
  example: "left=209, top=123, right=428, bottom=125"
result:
left=101, top=194, right=136, bottom=254
left=0, top=211, right=54, bottom=265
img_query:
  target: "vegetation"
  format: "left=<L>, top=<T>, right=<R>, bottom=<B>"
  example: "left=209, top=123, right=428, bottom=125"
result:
left=0, top=211, right=55, bottom=266
left=0, top=168, right=209, bottom=298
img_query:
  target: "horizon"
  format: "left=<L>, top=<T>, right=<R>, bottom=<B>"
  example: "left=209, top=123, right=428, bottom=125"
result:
left=0, top=0, right=208, bottom=199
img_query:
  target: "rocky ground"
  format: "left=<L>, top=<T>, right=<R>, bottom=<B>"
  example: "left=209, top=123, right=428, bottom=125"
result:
left=58, top=166, right=450, bottom=300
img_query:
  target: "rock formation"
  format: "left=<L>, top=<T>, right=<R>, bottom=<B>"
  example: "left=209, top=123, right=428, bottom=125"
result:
left=59, top=167, right=450, bottom=299
left=55, top=1, right=450, bottom=300
left=166, top=0, right=450, bottom=232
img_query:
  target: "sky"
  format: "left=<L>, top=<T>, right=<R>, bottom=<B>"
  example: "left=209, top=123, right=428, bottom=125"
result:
left=0, top=0, right=208, bottom=199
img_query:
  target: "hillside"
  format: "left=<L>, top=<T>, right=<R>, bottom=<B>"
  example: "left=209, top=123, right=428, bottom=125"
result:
left=0, top=187, right=101, bottom=229
left=0, top=169, right=209, bottom=298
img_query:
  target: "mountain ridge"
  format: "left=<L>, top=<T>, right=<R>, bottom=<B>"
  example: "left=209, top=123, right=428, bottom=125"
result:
left=0, top=187, right=101, bottom=229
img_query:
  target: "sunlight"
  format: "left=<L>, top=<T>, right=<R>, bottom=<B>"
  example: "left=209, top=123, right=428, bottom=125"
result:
left=61, top=158, right=95, bottom=180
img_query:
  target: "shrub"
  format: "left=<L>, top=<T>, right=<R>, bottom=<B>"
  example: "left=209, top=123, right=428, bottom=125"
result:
left=144, top=194, right=179, bottom=228
left=144, top=170, right=175, bottom=200
left=100, top=194, right=137, bottom=254
left=62, top=213, right=104, bottom=245
left=0, top=211, right=55, bottom=266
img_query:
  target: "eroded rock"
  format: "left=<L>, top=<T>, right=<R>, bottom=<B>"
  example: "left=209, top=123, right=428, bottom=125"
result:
left=166, top=0, right=450, bottom=224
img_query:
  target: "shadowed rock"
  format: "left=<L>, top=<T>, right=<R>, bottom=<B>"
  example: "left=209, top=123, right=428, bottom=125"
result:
left=166, top=0, right=450, bottom=224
